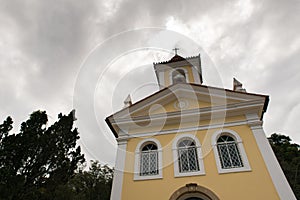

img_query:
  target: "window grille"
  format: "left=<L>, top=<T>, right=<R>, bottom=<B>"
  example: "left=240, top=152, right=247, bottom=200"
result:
left=140, top=143, right=158, bottom=176
left=178, top=140, right=199, bottom=173
left=217, top=135, right=243, bottom=169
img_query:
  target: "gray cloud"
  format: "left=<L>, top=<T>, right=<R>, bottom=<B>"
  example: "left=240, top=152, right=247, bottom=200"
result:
left=0, top=0, right=299, bottom=165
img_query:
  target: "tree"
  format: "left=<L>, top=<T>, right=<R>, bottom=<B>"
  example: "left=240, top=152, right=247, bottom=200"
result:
left=0, top=110, right=85, bottom=200
left=67, top=161, right=113, bottom=200
left=268, top=133, right=300, bottom=199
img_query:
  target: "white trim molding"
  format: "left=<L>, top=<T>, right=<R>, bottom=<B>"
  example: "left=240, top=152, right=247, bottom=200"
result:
left=134, top=138, right=163, bottom=181
left=158, top=71, right=165, bottom=88
left=172, top=134, right=205, bottom=177
left=110, top=140, right=127, bottom=200
left=119, top=120, right=248, bottom=140
left=246, top=114, right=296, bottom=199
left=191, top=65, right=201, bottom=84
left=211, top=129, right=251, bottom=174
left=113, top=99, right=265, bottom=127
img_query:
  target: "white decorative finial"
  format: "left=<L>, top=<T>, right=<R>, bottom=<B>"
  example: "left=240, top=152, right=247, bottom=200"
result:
left=123, top=94, right=132, bottom=108
left=233, top=78, right=246, bottom=92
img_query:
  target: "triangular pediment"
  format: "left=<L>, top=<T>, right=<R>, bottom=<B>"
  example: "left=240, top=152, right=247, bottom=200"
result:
left=106, top=83, right=268, bottom=138
left=111, top=83, right=268, bottom=119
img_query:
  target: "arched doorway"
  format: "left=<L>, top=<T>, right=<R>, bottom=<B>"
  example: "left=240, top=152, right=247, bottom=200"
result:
left=169, top=183, right=220, bottom=200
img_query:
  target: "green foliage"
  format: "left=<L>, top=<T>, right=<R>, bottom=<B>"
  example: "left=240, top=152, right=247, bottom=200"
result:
left=268, top=133, right=300, bottom=199
left=0, top=110, right=85, bottom=200
left=67, top=161, right=113, bottom=200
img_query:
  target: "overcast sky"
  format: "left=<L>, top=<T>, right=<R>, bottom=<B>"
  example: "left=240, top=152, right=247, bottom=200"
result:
left=0, top=0, right=299, bottom=165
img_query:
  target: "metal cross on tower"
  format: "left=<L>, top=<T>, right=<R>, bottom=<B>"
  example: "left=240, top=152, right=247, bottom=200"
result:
left=173, top=47, right=179, bottom=55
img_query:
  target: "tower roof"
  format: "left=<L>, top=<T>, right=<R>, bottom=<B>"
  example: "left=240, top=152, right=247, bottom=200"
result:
left=168, top=54, right=186, bottom=63
left=153, top=54, right=199, bottom=65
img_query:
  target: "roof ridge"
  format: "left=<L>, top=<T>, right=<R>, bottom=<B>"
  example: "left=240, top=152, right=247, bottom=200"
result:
left=153, top=54, right=199, bottom=65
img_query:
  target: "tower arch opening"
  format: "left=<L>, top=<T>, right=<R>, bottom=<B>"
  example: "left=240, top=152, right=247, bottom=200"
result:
left=172, top=69, right=187, bottom=84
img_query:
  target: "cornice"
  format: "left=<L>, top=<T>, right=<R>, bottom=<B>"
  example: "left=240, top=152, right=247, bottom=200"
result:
left=116, top=118, right=258, bottom=139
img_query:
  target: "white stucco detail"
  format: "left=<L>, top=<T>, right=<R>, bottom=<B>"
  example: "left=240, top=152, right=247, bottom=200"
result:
left=110, top=140, right=127, bottom=200
left=158, top=71, right=165, bottom=88
left=246, top=114, right=296, bottom=200
left=191, top=66, right=201, bottom=84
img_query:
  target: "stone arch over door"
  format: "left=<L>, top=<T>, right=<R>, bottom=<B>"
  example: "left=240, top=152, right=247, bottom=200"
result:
left=169, top=183, right=220, bottom=200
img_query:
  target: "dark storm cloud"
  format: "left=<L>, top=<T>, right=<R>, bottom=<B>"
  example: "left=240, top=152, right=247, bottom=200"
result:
left=1, top=0, right=99, bottom=92
left=102, top=0, right=300, bottom=143
left=0, top=0, right=299, bottom=164
left=203, top=0, right=300, bottom=142
left=97, top=0, right=222, bottom=37
left=0, top=0, right=100, bottom=119
left=0, top=0, right=106, bottom=159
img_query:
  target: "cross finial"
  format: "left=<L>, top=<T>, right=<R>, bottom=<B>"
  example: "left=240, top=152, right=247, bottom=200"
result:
left=173, top=47, right=179, bottom=55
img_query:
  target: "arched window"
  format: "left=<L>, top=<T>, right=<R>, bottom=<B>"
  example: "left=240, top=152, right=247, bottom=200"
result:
left=172, top=134, right=205, bottom=177
left=172, top=69, right=186, bottom=84
left=178, top=139, right=199, bottom=172
left=134, top=138, right=163, bottom=180
left=211, top=129, right=251, bottom=174
left=217, top=135, right=243, bottom=169
left=140, top=143, right=158, bottom=176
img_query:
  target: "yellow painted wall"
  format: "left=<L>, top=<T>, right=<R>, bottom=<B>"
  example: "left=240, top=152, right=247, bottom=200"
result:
left=120, top=123, right=279, bottom=200
left=150, top=98, right=211, bottom=114
left=131, top=96, right=240, bottom=117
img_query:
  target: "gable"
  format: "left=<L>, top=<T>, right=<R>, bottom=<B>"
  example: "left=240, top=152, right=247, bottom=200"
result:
left=106, top=83, right=269, bottom=138
left=122, top=84, right=266, bottom=118
left=132, top=97, right=230, bottom=117
left=148, top=97, right=212, bottom=115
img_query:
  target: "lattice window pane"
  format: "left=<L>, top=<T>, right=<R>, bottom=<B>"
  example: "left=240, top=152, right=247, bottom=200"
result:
left=179, top=149, right=189, bottom=172
left=140, top=153, right=149, bottom=175
left=149, top=152, right=158, bottom=174
left=217, top=144, right=231, bottom=168
left=188, top=148, right=198, bottom=171
left=217, top=140, right=243, bottom=169
left=228, top=143, right=243, bottom=167
left=178, top=145, right=199, bottom=173
left=140, top=151, right=158, bottom=176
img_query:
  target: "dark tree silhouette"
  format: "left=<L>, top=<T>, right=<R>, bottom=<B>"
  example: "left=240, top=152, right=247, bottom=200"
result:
left=268, top=133, right=300, bottom=199
left=67, top=161, right=113, bottom=200
left=0, top=110, right=85, bottom=200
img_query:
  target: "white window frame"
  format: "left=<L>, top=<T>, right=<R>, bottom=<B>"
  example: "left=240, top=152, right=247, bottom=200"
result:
left=134, top=138, right=163, bottom=180
left=172, top=134, right=205, bottom=177
left=212, top=129, right=251, bottom=174
left=169, top=68, right=189, bottom=85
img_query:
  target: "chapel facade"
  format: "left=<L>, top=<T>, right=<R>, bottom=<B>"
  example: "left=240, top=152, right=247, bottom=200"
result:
left=105, top=53, right=296, bottom=200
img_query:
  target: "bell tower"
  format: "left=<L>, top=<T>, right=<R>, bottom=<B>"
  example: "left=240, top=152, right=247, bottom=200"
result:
left=154, top=53, right=203, bottom=88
